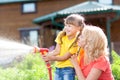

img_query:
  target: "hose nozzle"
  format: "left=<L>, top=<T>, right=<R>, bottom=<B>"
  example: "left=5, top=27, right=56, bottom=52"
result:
left=33, top=46, right=49, bottom=55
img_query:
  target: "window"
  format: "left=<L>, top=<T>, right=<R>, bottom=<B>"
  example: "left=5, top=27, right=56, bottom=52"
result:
left=22, top=3, right=36, bottom=13
left=29, top=31, right=38, bottom=46
left=98, top=0, right=112, bottom=5
left=18, top=27, right=40, bottom=46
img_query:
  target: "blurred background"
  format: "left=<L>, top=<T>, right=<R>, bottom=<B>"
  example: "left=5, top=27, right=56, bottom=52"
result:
left=0, top=0, right=120, bottom=79
left=0, top=0, right=120, bottom=54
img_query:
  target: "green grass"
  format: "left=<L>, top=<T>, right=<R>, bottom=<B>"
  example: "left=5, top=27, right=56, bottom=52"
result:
left=0, top=51, right=119, bottom=80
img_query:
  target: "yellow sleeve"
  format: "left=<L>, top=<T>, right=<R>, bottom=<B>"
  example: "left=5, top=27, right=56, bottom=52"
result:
left=55, top=31, right=65, bottom=44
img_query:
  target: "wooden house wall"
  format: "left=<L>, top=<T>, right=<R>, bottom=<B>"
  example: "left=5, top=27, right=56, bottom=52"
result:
left=0, top=3, right=37, bottom=41
left=0, top=0, right=120, bottom=53
left=0, top=0, right=84, bottom=47
left=113, top=0, right=120, bottom=5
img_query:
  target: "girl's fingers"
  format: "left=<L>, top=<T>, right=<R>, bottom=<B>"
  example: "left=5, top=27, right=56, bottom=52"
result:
left=70, top=54, right=78, bottom=65
left=71, top=54, right=77, bottom=59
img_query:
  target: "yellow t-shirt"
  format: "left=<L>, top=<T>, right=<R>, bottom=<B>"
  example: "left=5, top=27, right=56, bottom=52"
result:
left=55, top=31, right=79, bottom=68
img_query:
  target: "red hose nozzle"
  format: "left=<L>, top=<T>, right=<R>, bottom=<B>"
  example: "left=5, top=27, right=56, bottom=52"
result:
left=33, top=46, right=49, bottom=55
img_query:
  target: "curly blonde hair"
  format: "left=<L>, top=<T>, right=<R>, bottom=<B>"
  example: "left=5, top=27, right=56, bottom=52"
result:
left=82, top=25, right=109, bottom=64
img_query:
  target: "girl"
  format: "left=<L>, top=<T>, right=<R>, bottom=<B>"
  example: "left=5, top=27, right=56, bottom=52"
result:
left=43, top=14, right=85, bottom=80
left=70, top=25, right=114, bottom=80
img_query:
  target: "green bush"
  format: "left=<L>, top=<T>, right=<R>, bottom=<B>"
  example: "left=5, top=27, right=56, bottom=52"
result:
left=0, top=53, right=55, bottom=80
left=111, top=50, right=120, bottom=80
left=1, top=51, right=120, bottom=80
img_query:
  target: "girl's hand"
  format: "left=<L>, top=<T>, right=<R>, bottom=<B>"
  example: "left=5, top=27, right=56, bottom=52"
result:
left=42, top=55, right=55, bottom=61
left=42, top=55, right=48, bottom=62
left=70, top=54, right=78, bottom=66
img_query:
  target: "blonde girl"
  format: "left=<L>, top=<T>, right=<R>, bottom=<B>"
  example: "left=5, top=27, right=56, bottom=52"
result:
left=70, top=25, right=114, bottom=80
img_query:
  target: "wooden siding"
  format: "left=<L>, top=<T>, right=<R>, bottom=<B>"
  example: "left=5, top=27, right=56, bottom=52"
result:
left=113, top=0, right=120, bottom=5
left=0, top=0, right=84, bottom=46
left=0, top=0, right=120, bottom=54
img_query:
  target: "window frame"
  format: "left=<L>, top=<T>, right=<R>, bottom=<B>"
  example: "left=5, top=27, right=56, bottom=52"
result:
left=18, top=27, right=40, bottom=46
left=21, top=2, right=37, bottom=14
left=97, top=0, right=113, bottom=5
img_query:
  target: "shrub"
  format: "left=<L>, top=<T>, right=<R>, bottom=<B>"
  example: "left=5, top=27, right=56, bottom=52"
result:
left=111, top=50, right=120, bottom=80
left=1, top=51, right=120, bottom=80
left=0, top=53, right=55, bottom=80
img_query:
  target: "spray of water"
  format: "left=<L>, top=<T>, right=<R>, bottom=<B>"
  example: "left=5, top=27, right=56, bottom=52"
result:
left=0, top=38, right=34, bottom=67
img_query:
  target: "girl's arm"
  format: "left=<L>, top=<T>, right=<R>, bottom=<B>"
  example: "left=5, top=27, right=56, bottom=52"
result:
left=43, top=43, right=72, bottom=61
left=86, top=68, right=102, bottom=80
left=51, top=52, right=72, bottom=61
left=44, top=51, right=72, bottom=61
left=48, top=43, right=60, bottom=56
left=70, top=55, right=102, bottom=80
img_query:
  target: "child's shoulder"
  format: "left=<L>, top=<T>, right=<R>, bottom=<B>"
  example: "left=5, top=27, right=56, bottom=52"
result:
left=57, top=31, right=66, bottom=39
left=58, top=31, right=66, bottom=36
left=55, top=31, right=66, bottom=44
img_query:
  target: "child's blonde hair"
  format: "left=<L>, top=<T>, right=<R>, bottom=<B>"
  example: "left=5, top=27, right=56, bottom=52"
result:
left=82, top=25, right=109, bottom=64
left=64, top=14, right=85, bottom=28
left=59, top=14, right=85, bottom=50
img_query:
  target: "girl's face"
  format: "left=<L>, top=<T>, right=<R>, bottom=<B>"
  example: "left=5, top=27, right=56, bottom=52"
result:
left=64, top=24, right=80, bottom=38
left=78, top=34, right=86, bottom=48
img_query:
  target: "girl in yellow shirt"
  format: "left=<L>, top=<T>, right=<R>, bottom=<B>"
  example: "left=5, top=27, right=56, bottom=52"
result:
left=43, top=14, right=85, bottom=80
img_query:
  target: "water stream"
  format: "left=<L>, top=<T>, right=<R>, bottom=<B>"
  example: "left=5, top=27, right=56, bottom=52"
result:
left=0, top=39, right=33, bottom=67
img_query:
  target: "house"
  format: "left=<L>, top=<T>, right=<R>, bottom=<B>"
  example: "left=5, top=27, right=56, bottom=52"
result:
left=33, top=0, right=120, bottom=55
left=0, top=0, right=84, bottom=47
left=0, top=0, right=120, bottom=55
